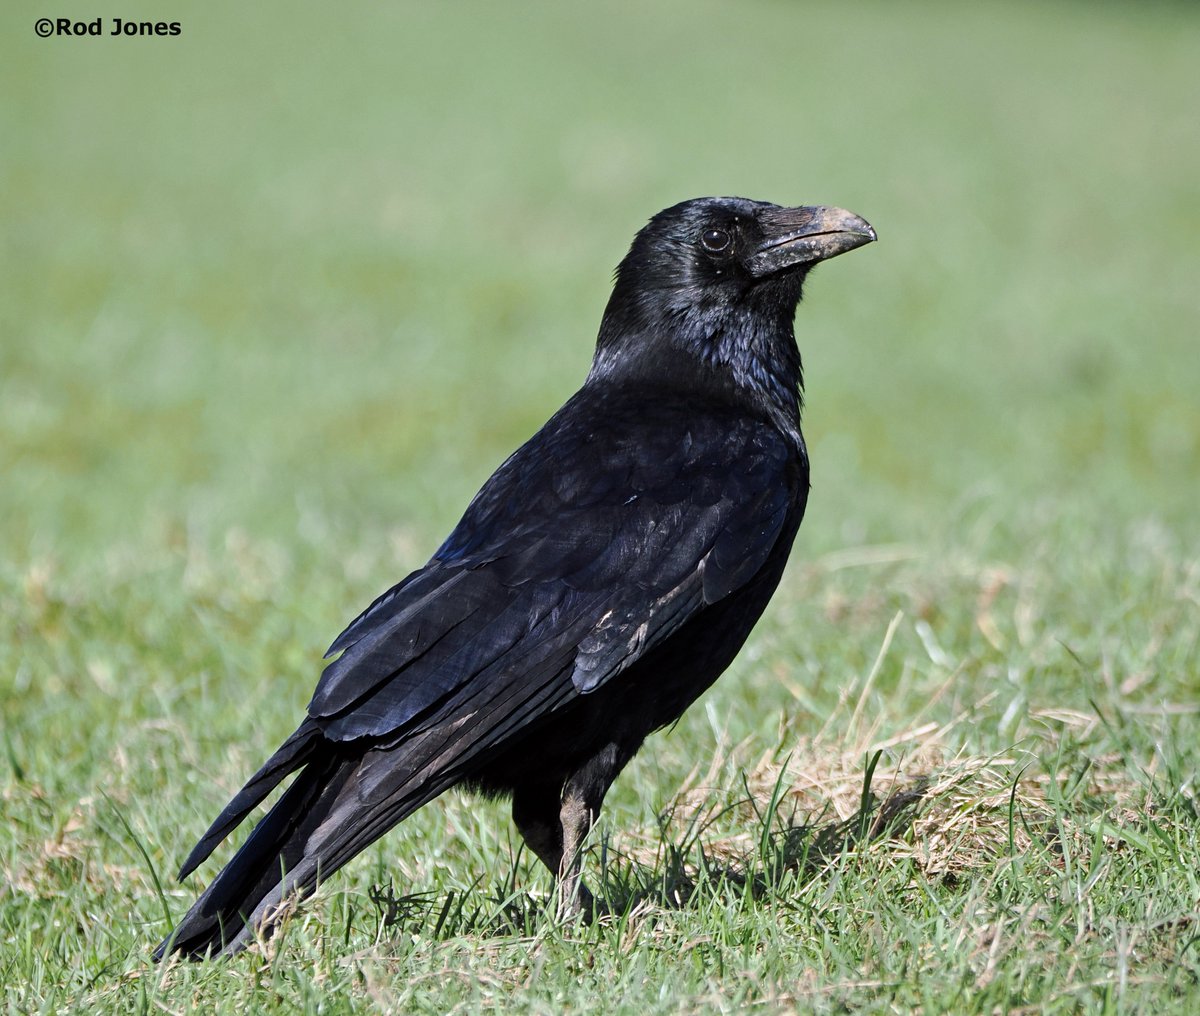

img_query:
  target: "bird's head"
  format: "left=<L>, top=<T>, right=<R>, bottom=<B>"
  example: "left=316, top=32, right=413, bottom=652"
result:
left=592, top=196, right=876, bottom=412
left=613, top=196, right=875, bottom=306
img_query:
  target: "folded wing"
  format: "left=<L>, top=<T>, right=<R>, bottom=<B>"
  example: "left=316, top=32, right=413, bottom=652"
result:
left=308, top=398, right=800, bottom=758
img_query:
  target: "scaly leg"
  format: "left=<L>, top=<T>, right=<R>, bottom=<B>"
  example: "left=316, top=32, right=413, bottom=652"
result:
left=555, top=742, right=632, bottom=920
left=512, top=742, right=633, bottom=920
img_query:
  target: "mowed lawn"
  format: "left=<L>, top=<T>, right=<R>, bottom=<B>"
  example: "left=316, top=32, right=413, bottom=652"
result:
left=3, top=1, right=1199, bottom=1012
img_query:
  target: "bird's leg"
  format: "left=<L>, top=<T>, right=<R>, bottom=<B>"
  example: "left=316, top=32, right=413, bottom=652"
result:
left=513, top=745, right=632, bottom=920
left=554, top=742, right=630, bottom=921
left=512, top=782, right=564, bottom=878
left=556, top=790, right=597, bottom=921
left=512, top=779, right=595, bottom=918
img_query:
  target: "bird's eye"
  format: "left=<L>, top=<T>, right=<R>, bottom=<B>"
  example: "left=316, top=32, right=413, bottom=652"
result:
left=700, top=228, right=731, bottom=253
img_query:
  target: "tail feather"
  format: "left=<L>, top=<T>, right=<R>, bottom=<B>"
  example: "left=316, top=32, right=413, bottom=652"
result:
left=156, top=733, right=457, bottom=960
left=208, top=765, right=462, bottom=957
left=157, top=673, right=573, bottom=961
left=178, top=719, right=323, bottom=881
left=156, top=744, right=353, bottom=959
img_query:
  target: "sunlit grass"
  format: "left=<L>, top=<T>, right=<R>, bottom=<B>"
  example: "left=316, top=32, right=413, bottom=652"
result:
left=3, top=0, right=1199, bottom=1012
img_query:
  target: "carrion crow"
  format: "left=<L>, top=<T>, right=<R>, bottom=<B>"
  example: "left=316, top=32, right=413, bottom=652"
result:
left=156, top=196, right=875, bottom=959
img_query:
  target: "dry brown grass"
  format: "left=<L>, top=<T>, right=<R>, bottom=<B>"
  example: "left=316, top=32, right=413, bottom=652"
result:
left=630, top=698, right=1152, bottom=896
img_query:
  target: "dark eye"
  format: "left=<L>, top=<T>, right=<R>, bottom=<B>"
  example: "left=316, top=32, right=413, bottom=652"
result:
left=700, top=227, right=731, bottom=253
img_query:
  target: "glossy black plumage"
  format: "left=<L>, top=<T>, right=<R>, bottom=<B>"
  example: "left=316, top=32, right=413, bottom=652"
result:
left=156, top=196, right=875, bottom=959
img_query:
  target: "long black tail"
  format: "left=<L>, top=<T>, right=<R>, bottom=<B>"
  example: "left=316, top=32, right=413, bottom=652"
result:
left=155, top=722, right=453, bottom=959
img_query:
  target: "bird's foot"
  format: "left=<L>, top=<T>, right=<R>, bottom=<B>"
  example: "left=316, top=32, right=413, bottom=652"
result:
left=554, top=876, right=596, bottom=924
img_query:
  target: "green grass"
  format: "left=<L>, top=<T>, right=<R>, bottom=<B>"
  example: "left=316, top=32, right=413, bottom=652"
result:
left=3, top=0, right=1199, bottom=1012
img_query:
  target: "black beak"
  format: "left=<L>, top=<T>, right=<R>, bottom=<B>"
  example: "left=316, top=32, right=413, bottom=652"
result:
left=746, top=205, right=876, bottom=277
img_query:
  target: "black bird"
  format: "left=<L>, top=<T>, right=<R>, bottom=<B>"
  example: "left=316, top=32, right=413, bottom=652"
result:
left=156, top=197, right=875, bottom=959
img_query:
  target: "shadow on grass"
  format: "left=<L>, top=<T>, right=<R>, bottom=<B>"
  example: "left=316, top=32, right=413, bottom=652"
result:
left=363, top=757, right=931, bottom=942
left=617, top=769, right=932, bottom=917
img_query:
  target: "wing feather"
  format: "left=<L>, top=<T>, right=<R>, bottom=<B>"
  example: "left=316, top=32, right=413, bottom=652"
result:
left=309, top=396, right=801, bottom=755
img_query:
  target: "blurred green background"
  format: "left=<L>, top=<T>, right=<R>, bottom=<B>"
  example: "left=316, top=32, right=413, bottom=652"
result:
left=7, top=0, right=1197, bottom=556
left=3, top=0, right=1199, bottom=1011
